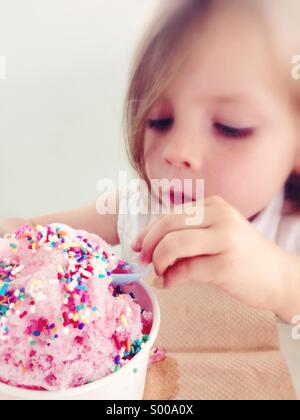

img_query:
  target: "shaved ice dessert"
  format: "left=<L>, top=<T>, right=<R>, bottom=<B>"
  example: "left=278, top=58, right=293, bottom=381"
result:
left=0, top=224, right=152, bottom=391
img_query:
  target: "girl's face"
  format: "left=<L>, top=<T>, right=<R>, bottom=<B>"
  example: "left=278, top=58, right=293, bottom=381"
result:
left=144, top=8, right=300, bottom=219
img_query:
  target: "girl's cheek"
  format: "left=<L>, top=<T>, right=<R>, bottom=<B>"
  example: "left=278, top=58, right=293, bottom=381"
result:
left=144, top=136, right=162, bottom=167
left=144, top=133, right=157, bottom=155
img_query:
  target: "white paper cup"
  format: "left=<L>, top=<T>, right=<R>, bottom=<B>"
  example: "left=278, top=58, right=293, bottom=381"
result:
left=0, top=280, right=160, bottom=400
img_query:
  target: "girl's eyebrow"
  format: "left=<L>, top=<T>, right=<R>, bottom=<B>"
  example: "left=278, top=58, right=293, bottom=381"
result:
left=217, top=95, right=246, bottom=103
left=209, top=94, right=255, bottom=105
left=158, top=92, right=264, bottom=116
left=202, top=93, right=266, bottom=121
left=161, top=93, right=255, bottom=107
left=205, top=93, right=266, bottom=116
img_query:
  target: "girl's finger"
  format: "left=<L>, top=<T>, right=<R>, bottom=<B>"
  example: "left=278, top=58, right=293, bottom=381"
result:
left=152, top=228, right=225, bottom=276
left=163, top=254, right=222, bottom=288
left=131, top=203, right=202, bottom=252
left=139, top=204, right=224, bottom=263
left=132, top=195, right=229, bottom=255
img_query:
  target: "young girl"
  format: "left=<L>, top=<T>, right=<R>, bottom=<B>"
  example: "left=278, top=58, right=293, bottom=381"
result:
left=1, top=0, right=300, bottom=397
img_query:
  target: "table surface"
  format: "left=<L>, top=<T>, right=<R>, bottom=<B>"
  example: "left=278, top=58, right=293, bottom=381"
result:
left=278, top=323, right=300, bottom=400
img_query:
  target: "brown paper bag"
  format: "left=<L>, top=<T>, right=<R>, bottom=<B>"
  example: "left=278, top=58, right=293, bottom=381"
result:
left=144, top=278, right=296, bottom=400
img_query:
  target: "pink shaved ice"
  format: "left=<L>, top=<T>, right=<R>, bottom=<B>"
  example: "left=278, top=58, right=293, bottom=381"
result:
left=0, top=224, right=151, bottom=391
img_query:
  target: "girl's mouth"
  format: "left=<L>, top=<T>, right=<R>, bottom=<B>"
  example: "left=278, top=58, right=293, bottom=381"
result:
left=169, top=188, right=196, bottom=205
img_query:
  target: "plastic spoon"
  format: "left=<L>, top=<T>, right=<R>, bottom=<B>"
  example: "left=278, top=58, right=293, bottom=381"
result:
left=110, top=263, right=153, bottom=285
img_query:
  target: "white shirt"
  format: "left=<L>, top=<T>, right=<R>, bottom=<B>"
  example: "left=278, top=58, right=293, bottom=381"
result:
left=117, top=185, right=300, bottom=398
left=252, top=190, right=300, bottom=399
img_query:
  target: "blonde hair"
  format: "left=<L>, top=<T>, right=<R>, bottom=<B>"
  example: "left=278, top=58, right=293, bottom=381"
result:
left=123, top=0, right=300, bottom=208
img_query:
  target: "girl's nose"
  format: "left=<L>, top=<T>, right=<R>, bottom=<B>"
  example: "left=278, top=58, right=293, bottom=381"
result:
left=165, top=154, right=192, bottom=170
left=163, top=137, right=202, bottom=173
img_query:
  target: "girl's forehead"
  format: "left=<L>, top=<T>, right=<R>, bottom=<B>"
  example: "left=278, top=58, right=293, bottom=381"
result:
left=180, top=28, right=270, bottom=84
left=147, top=2, right=297, bottom=117
left=159, top=24, right=286, bottom=110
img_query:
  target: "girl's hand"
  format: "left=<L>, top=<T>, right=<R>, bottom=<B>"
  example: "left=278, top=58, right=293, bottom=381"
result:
left=132, top=196, right=299, bottom=320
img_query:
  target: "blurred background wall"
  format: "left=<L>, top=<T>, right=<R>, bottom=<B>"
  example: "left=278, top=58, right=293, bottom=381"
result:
left=0, top=0, right=159, bottom=218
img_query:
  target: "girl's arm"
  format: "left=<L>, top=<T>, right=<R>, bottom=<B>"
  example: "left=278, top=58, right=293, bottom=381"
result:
left=0, top=191, right=120, bottom=246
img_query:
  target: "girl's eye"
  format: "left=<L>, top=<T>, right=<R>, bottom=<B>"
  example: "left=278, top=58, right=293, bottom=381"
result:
left=214, top=122, right=254, bottom=139
left=147, top=118, right=173, bottom=131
